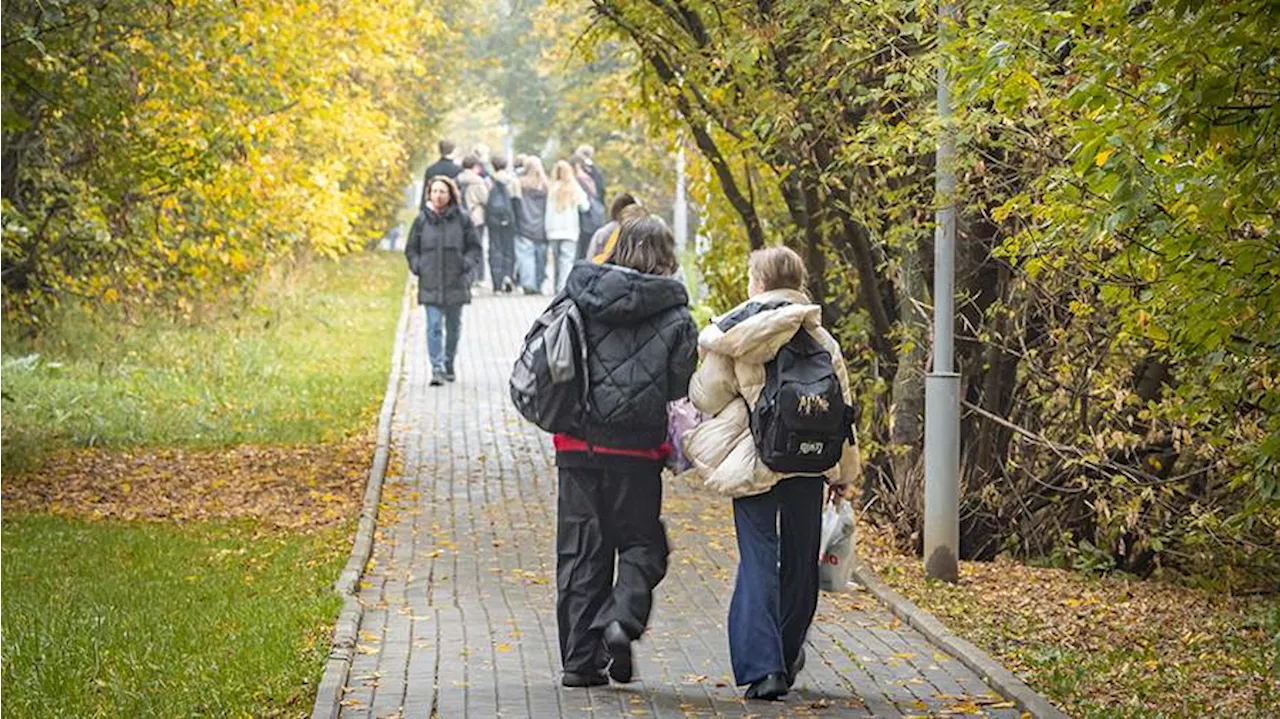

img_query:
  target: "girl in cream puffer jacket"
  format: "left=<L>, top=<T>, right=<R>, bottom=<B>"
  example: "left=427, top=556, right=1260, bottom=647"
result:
left=683, top=287, right=862, bottom=499
left=681, top=246, right=862, bottom=699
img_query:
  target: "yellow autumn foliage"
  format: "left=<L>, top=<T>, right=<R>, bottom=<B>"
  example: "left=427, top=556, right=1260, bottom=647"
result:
left=2, top=0, right=449, bottom=328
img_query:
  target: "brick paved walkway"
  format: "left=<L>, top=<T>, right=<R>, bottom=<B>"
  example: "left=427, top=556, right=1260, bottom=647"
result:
left=336, top=293, right=1020, bottom=718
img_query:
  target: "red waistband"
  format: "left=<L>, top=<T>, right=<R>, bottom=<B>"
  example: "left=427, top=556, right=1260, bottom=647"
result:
left=553, top=434, right=671, bottom=461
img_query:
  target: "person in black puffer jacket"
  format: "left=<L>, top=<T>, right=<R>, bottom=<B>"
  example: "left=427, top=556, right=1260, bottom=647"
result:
left=405, top=175, right=482, bottom=385
left=552, top=216, right=697, bottom=689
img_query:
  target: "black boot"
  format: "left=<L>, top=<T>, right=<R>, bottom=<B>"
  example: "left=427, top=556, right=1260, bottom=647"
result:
left=603, top=620, right=635, bottom=683
left=786, top=647, right=806, bottom=687
left=744, top=672, right=789, bottom=701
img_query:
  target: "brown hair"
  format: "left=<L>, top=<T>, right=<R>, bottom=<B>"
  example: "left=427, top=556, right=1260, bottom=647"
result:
left=608, top=216, right=679, bottom=276
left=749, top=246, right=808, bottom=292
left=609, top=192, right=639, bottom=221
left=616, top=204, right=647, bottom=224
left=425, top=175, right=461, bottom=207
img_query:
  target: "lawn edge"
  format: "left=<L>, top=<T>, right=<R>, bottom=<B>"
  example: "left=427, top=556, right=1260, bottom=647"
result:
left=310, top=274, right=412, bottom=719
left=847, top=556, right=1071, bottom=719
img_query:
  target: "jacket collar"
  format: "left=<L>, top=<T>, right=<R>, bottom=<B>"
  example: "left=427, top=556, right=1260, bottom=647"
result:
left=700, top=289, right=821, bottom=362
left=422, top=204, right=461, bottom=224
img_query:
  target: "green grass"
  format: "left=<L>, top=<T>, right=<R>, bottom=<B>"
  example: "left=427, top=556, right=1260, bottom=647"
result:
left=1, top=252, right=408, bottom=471
left=0, top=251, right=408, bottom=715
left=1, top=516, right=349, bottom=718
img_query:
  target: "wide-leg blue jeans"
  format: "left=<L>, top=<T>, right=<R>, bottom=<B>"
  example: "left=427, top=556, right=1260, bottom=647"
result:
left=727, top=476, right=823, bottom=685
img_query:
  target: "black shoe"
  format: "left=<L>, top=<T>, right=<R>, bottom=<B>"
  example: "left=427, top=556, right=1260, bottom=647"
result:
left=786, top=647, right=806, bottom=686
left=603, top=620, right=634, bottom=683
left=443, top=368, right=456, bottom=382
left=561, top=670, right=608, bottom=688
left=744, top=672, right=789, bottom=701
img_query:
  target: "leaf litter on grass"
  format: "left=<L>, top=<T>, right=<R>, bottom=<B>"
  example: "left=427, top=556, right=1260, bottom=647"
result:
left=854, top=518, right=1279, bottom=717
left=2, top=434, right=374, bottom=531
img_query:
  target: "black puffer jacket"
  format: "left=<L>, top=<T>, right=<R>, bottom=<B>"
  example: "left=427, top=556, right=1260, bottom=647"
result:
left=405, top=204, right=482, bottom=306
left=563, top=261, right=698, bottom=449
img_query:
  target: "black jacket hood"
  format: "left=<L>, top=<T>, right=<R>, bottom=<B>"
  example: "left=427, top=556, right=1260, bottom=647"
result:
left=563, top=261, right=688, bottom=325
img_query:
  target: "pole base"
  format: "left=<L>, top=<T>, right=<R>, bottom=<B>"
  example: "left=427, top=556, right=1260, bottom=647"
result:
left=924, top=372, right=960, bottom=583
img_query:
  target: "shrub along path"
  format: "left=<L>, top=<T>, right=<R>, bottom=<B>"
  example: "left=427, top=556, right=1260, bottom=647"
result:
left=326, top=292, right=1029, bottom=718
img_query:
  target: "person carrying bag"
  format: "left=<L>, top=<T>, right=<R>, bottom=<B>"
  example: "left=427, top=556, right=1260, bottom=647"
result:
left=683, top=246, right=862, bottom=701
left=512, top=217, right=697, bottom=689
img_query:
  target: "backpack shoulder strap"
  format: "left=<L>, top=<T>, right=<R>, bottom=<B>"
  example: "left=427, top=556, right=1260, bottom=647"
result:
left=715, top=299, right=791, bottom=332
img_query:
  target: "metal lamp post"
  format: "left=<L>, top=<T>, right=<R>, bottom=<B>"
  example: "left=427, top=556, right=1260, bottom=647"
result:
left=924, top=0, right=960, bottom=583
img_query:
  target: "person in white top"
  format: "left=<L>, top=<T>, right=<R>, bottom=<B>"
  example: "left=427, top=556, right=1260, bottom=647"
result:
left=544, top=160, right=590, bottom=292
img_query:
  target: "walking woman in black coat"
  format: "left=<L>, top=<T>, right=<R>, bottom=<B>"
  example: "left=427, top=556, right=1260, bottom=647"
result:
left=552, top=217, right=698, bottom=687
left=405, top=176, right=483, bottom=385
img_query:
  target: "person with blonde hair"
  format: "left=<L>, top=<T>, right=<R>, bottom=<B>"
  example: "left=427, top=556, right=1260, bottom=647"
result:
left=543, top=159, right=589, bottom=292
left=514, top=156, right=550, bottom=293
left=684, top=245, right=862, bottom=700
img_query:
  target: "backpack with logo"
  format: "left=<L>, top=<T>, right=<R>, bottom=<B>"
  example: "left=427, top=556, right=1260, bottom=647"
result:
left=510, top=294, right=590, bottom=434
left=486, top=178, right=514, bottom=228
left=726, top=303, right=853, bottom=473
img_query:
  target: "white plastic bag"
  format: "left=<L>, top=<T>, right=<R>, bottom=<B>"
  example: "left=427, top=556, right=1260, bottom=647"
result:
left=818, top=498, right=855, bottom=592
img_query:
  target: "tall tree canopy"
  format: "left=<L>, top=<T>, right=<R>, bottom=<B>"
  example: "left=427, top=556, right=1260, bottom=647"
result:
left=2, top=0, right=448, bottom=330
left=566, top=0, right=1278, bottom=588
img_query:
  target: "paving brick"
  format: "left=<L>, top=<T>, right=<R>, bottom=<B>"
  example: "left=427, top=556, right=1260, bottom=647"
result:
left=329, top=291, right=1021, bottom=717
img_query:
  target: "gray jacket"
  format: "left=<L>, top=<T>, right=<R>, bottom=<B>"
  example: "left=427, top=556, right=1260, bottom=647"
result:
left=516, top=186, right=548, bottom=241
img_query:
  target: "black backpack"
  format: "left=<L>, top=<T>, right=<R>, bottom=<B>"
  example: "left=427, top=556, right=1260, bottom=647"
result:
left=719, top=302, right=852, bottom=473
left=486, top=179, right=514, bottom=228
left=510, top=294, right=590, bottom=434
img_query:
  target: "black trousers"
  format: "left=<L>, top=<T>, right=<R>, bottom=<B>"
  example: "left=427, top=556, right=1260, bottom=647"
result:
left=488, top=221, right=516, bottom=287
left=556, top=462, right=669, bottom=673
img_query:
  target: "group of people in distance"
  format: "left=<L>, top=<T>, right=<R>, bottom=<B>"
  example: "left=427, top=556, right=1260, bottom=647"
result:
left=404, top=136, right=862, bottom=702
left=405, top=138, right=613, bottom=385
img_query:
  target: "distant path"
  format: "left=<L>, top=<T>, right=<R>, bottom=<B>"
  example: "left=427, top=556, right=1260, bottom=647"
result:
left=332, top=292, right=1020, bottom=718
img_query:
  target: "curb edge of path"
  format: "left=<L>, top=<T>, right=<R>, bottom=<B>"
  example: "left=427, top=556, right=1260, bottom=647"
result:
left=846, top=558, right=1070, bottom=719
left=310, top=276, right=413, bottom=719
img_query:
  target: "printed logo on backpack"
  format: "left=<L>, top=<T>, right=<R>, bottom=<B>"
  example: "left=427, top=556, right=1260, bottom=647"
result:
left=718, top=300, right=853, bottom=474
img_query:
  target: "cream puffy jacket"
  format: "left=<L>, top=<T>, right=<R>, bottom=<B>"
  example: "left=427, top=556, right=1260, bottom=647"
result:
left=683, top=289, right=862, bottom=498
